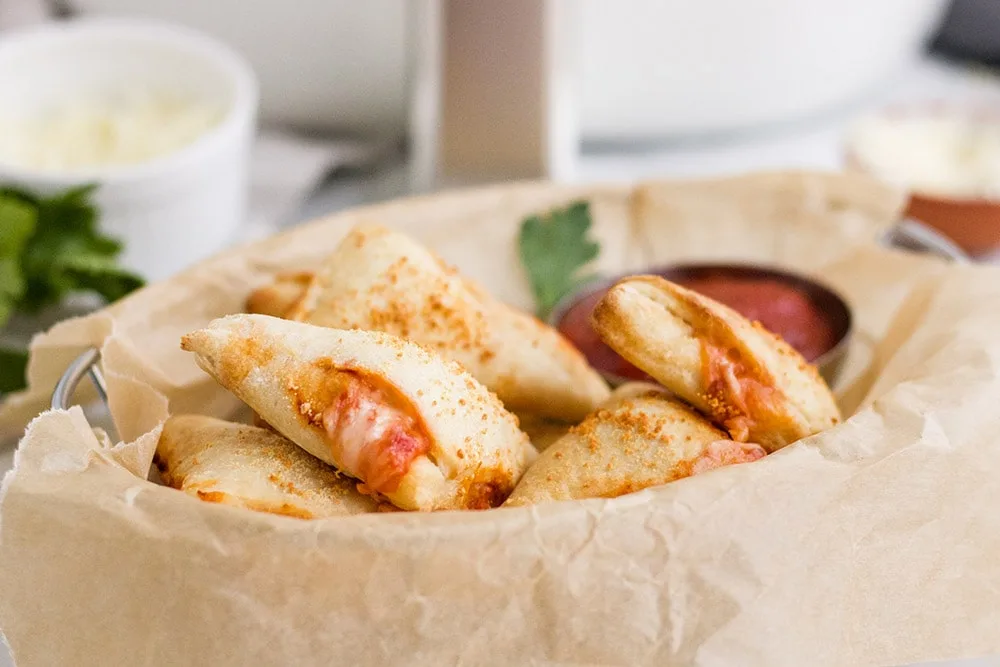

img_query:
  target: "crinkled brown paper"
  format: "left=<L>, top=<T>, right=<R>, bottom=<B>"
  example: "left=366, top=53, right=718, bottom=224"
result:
left=1, top=172, right=998, bottom=667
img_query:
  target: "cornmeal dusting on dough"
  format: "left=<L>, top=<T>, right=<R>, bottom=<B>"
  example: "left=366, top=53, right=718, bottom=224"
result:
left=293, top=227, right=553, bottom=390
left=570, top=403, right=682, bottom=453
left=325, top=252, right=497, bottom=362
left=550, top=395, right=742, bottom=500
left=266, top=474, right=306, bottom=499
left=182, top=327, right=275, bottom=387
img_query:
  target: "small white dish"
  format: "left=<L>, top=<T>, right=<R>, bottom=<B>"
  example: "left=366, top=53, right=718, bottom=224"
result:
left=0, top=18, right=258, bottom=280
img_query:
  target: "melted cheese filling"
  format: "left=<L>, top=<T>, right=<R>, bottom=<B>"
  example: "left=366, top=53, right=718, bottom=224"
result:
left=321, top=376, right=429, bottom=495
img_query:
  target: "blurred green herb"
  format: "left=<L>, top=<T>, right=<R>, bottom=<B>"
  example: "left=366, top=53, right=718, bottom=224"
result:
left=518, top=200, right=600, bottom=319
left=0, top=348, right=28, bottom=394
left=0, top=184, right=144, bottom=393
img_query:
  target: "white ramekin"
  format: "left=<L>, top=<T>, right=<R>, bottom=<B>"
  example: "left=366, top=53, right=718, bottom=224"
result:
left=0, top=18, right=258, bottom=281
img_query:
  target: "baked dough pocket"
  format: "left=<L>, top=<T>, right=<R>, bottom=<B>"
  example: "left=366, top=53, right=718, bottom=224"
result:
left=592, top=275, right=841, bottom=453
left=175, top=222, right=841, bottom=513
left=181, top=314, right=535, bottom=511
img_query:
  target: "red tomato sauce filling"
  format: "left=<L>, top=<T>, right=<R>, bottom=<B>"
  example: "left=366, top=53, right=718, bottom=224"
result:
left=700, top=340, right=780, bottom=442
left=557, top=289, right=656, bottom=382
left=689, top=440, right=767, bottom=475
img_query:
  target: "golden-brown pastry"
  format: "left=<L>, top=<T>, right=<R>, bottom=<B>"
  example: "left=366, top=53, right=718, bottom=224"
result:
left=504, top=384, right=765, bottom=507
left=285, top=224, right=609, bottom=422
left=155, top=414, right=381, bottom=518
left=181, top=314, right=535, bottom=511
left=592, top=276, right=841, bottom=452
left=246, top=271, right=314, bottom=318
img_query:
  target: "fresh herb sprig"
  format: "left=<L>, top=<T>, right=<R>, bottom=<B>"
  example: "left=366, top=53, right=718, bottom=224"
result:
left=518, top=200, right=600, bottom=319
left=0, top=184, right=144, bottom=393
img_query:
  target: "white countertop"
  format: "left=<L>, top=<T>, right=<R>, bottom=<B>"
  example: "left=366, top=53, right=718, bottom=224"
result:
left=572, top=57, right=1000, bottom=183
left=3, top=54, right=1000, bottom=666
left=301, top=56, right=1000, bottom=222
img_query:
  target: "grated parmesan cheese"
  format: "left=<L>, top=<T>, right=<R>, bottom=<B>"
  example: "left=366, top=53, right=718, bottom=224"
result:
left=849, top=113, right=1000, bottom=200
left=0, top=89, right=224, bottom=171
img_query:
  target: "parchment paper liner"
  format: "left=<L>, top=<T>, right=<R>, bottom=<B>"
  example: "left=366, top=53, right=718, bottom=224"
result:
left=3, top=172, right=996, bottom=666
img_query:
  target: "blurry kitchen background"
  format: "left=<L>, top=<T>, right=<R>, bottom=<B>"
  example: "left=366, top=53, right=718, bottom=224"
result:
left=1, top=0, right=1000, bottom=256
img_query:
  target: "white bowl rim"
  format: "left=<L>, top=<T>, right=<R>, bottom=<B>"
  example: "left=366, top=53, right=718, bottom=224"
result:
left=0, top=17, right=259, bottom=186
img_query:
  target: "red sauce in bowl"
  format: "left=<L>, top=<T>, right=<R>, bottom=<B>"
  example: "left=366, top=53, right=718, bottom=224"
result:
left=556, top=267, right=844, bottom=383
left=558, top=289, right=656, bottom=382
left=678, top=277, right=837, bottom=360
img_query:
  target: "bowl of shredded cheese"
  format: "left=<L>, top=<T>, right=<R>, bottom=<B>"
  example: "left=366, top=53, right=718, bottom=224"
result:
left=0, top=88, right=225, bottom=172
left=0, top=19, right=258, bottom=280
left=846, top=104, right=1000, bottom=258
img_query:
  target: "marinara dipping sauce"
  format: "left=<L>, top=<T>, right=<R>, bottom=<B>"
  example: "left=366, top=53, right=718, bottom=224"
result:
left=554, top=264, right=851, bottom=384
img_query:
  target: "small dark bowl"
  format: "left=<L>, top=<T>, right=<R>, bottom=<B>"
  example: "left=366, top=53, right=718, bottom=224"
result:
left=550, top=263, right=853, bottom=388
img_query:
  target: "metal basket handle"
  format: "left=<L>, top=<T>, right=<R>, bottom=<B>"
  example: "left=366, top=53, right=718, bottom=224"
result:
left=879, top=218, right=970, bottom=265
left=51, top=348, right=106, bottom=411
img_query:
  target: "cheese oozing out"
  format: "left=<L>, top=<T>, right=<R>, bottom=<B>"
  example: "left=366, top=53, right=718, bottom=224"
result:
left=320, top=375, right=430, bottom=495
